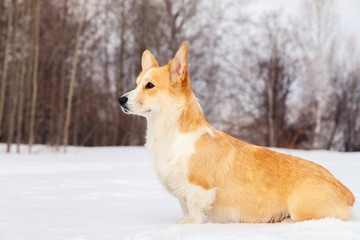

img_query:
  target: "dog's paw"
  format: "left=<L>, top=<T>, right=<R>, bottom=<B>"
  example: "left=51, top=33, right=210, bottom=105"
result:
left=176, top=217, right=204, bottom=224
left=281, top=217, right=295, bottom=223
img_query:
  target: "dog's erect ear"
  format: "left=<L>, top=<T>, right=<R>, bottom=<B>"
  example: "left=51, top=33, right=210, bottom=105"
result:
left=141, top=50, right=158, bottom=71
left=170, top=43, right=188, bottom=84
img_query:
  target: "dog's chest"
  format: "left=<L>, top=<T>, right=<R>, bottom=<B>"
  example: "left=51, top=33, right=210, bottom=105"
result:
left=146, top=129, right=203, bottom=199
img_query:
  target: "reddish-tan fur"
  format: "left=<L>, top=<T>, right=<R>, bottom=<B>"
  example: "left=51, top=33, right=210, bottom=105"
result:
left=187, top=129, right=354, bottom=222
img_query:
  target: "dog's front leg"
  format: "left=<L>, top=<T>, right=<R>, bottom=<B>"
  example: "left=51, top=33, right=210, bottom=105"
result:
left=176, top=199, right=189, bottom=223
left=177, top=184, right=217, bottom=224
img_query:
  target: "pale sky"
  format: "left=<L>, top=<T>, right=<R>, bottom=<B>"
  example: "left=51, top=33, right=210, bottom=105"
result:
left=247, top=0, right=360, bottom=43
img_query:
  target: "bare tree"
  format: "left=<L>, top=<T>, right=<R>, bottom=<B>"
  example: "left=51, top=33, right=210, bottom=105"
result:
left=7, top=0, right=21, bottom=153
left=163, top=0, right=198, bottom=54
left=0, top=0, right=13, bottom=137
left=224, top=12, right=298, bottom=147
left=55, top=0, right=68, bottom=150
left=0, top=0, right=3, bottom=48
left=16, top=0, right=32, bottom=152
left=28, top=0, right=40, bottom=153
left=298, top=0, right=337, bottom=148
left=63, top=1, right=84, bottom=153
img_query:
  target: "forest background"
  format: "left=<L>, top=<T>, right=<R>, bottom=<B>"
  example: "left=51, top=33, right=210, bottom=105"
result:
left=0, top=0, right=359, bottom=153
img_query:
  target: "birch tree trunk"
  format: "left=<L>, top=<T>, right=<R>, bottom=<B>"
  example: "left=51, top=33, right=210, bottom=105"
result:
left=63, top=6, right=84, bottom=153
left=312, top=0, right=323, bottom=149
left=113, top=0, right=127, bottom=145
left=7, top=0, right=20, bottom=153
left=16, top=0, right=31, bottom=152
left=0, top=0, right=3, bottom=49
left=28, top=0, right=40, bottom=153
left=0, top=1, right=13, bottom=137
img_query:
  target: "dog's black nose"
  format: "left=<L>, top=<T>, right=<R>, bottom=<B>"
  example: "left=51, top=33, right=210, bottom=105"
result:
left=118, top=96, right=128, bottom=106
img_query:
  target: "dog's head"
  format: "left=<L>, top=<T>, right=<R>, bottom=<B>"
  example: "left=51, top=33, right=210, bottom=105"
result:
left=118, top=43, right=190, bottom=118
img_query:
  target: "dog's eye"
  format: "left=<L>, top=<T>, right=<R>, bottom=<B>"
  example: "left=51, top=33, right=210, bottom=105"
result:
left=145, top=82, right=155, bottom=89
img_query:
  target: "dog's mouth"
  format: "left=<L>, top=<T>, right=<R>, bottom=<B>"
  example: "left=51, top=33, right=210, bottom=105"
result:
left=121, top=105, right=130, bottom=114
left=120, top=105, right=139, bottom=115
left=119, top=104, right=151, bottom=116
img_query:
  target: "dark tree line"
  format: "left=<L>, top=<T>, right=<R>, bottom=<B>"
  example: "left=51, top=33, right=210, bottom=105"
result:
left=0, top=0, right=359, bottom=152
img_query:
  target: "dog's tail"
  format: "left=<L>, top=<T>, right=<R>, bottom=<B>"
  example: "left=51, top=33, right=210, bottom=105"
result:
left=337, top=181, right=355, bottom=206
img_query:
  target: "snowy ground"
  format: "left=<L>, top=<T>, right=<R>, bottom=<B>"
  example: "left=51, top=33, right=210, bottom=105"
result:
left=0, top=144, right=359, bottom=240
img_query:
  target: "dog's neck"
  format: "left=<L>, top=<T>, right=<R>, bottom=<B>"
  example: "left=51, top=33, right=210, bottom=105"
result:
left=145, top=90, right=208, bottom=151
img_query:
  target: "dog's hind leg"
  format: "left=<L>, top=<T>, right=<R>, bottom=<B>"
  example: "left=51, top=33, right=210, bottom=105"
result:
left=177, top=184, right=217, bottom=224
left=288, top=182, right=350, bottom=221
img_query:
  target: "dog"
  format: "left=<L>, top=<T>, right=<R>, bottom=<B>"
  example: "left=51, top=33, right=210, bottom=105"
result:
left=118, top=43, right=355, bottom=224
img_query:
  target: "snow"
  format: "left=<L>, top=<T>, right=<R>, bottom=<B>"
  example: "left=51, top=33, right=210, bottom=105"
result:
left=0, top=144, right=359, bottom=240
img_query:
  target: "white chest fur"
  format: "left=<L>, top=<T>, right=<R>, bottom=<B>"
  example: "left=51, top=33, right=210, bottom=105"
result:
left=145, top=119, right=206, bottom=199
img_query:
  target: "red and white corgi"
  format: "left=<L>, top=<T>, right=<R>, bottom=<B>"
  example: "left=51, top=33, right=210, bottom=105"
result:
left=118, top=43, right=355, bottom=224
